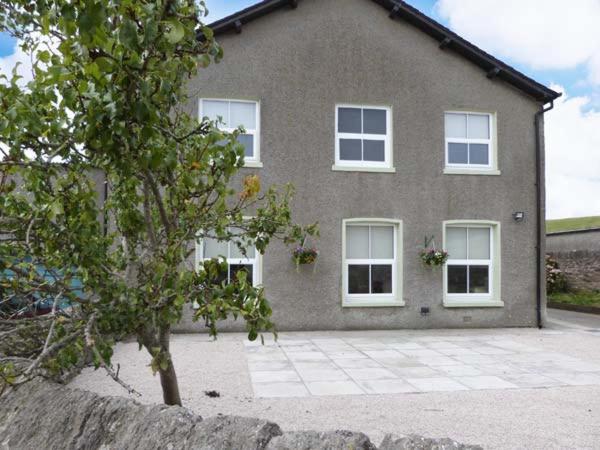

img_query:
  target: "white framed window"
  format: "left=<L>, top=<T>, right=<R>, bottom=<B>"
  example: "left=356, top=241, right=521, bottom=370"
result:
left=333, top=105, right=394, bottom=172
left=443, top=221, right=502, bottom=307
left=200, top=99, right=262, bottom=167
left=195, top=232, right=262, bottom=287
left=342, top=219, right=403, bottom=307
left=444, top=112, right=498, bottom=174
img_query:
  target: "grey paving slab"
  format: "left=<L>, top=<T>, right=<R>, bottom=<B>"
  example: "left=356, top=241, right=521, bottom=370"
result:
left=305, top=380, right=364, bottom=396
left=454, top=376, right=519, bottom=390
left=390, top=366, right=442, bottom=378
left=503, top=373, right=566, bottom=388
left=358, top=379, right=420, bottom=394
left=250, top=370, right=301, bottom=383
left=332, top=358, right=383, bottom=369
left=344, top=368, right=399, bottom=380
left=363, top=350, right=406, bottom=360
left=386, top=342, right=426, bottom=350
left=436, top=364, right=484, bottom=377
left=406, top=377, right=469, bottom=392
left=286, top=351, right=329, bottom=362
left=546, top=372, right=600, bottom=386
left=295, top=368, right=349, bottom=382
left=418, top=355, right=462, bottom=366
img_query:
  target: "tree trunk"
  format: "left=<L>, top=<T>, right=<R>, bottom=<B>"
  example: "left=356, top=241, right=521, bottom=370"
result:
left=158, top=356, right=182, bottom=406
left=140, top=323, right=182, bottom=406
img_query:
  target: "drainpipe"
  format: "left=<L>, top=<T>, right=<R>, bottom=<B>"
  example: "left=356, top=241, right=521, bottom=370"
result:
left=534, top=99, right=556, bottom=329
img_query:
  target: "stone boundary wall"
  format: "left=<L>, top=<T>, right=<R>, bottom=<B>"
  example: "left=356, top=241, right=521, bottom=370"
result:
left=0, top=381, right=482, bottom=450
left=547, top=229, right=600, bottom=291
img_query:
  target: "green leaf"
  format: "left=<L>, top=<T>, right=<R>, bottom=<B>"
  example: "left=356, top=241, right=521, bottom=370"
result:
left=165, top=20, right=185, bottom=44
left=119, top=19, right=139, bottom=49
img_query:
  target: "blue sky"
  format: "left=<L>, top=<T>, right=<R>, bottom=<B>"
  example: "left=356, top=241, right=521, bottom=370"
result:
left=1, top=1, right=599, bottom=218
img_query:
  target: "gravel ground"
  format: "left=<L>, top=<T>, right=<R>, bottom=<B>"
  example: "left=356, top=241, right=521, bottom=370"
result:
left=70, top=311, right=600, bottom=449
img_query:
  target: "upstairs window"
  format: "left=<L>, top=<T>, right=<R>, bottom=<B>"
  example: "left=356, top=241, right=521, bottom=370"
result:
left=200, top=99, right=261, bottom=166
left=335, top=105, right=392, bottom=170
left=444, top=112, right=494, bottom=170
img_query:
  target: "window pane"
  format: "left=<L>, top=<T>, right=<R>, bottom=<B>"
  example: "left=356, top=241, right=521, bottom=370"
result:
left=363, top=109, right=386, bottom=135
left=448, top=143, right=468, bottom=164
left=371, top=265, right=392, bottom=294
left=370, top=226, right=394, bottom=259
left=237, top=134, right=254, bottom=157
left=230, top=101, right=256, bottom=129
left=468, top=114, right=489, bottom=139
left=338, top=108, right=362, bottom=133
left=230, top=264, right=253, bottom=283
left=447, top=227, right=467, bottom=259
left=469, top=144, right=489, bottom=165
left=445, top=113, right=467, bottom=138
left=204, top=237, right=228, bottom=258
left=363, top=140, right=385, bottom=162
left=230, top=241, right=255, bottom=259
left=203, top=100, right=229, bottom=127
left=346, top=226, right=369, bottom=259
left=469, top=266, right=489, bottom=293
left=447, top=265, right=467, bottom=293
left=339, top=139, right=362, bottom=161
left=348, top=265, right=370, bottom=294
left=468, top=228, right=490, bottom=259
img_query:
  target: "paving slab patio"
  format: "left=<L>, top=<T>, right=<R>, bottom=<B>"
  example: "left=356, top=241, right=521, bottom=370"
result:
left=245, top=332, right=600, bottom=398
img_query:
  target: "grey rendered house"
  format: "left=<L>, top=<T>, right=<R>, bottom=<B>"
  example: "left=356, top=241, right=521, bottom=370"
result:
left=181, top=0, right=561, bottom=331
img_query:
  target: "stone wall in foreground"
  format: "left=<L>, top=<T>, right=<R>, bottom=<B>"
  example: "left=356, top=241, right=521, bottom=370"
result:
left=0, top=381, right=482, bottom=450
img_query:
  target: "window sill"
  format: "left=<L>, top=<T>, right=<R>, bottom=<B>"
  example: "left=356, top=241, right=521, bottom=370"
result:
left=343, top=299, right=405, bottom=308
left=332, top=165, right=396, bottom=173
left=243, top=161, right=263, bottom=168
left=443, top=168, right=501, bottom=176
left=443, top=299, right=504, bottom=308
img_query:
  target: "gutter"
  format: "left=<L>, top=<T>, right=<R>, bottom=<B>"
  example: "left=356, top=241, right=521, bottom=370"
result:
left=534, top=98, right=558, bottom=328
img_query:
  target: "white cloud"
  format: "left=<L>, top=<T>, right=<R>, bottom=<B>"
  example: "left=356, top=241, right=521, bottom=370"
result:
left=0, top=40, right=34, bottom=85
left=545, top=86, right=600, bottom=219
left=435, top=0, right=600, bottom=83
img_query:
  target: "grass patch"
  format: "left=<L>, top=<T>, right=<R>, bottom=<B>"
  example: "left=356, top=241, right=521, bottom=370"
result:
left=549, top=290, right=600, bottom=307
left=546, top=216, right=600, bottom=233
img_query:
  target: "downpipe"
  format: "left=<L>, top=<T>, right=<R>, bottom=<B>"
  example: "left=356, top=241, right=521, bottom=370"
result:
left=534, top=99, right=556, bottom=328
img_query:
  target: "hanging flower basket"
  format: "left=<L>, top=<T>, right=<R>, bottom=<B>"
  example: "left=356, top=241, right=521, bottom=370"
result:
left=420, top=235, right=449, bottom=267
left=292, top=246, right=319, bottom=267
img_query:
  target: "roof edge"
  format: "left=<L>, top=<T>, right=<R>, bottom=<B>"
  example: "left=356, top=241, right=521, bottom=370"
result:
left=206, top=0, right=561, bottom=103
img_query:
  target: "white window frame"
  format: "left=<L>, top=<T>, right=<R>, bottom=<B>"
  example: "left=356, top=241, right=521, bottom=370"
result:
left=199, top=98, right=262, bottom=168
left=342, top=218, right=404, bottom=307
left=444, top=111, right=499, bottom=175
left=442, top=220, right=503, bottom=308
left=195, top=233, right=263, bottom=287
left=333, top=104, right=395, bottom=173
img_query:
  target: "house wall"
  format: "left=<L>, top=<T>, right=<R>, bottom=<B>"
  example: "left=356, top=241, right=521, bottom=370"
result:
left=177, top=0, right=544, bottom=331
left=547, top=229, right=600, bottom=291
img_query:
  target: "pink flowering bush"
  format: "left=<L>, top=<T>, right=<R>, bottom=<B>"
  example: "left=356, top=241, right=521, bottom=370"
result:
left=546, top=255, right=569, bottom=294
